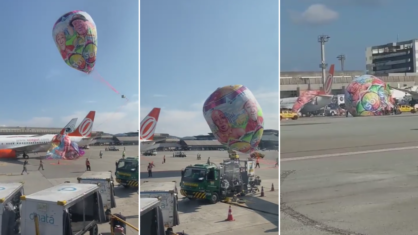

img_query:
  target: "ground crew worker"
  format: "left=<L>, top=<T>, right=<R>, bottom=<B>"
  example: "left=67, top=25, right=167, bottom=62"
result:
left=148, top=163, right=153, bottom=177
left=21, top=160, right=29, bottom=175
left=163, top=155, right=166, bottom=164
left=275, top=157, right=278, bottom=167
left=207, top=157, right=210, bottom=164
left=86, top=158, right=91, bottom=171
left=255, top=157, right=260, bottom=168
left=122, top=150, right=126, bottom=159
left=38, top=159, right=44, bottom=171
left=100, top=150, right=103, bottom=158
left=106, top=209, right=126, bottom=235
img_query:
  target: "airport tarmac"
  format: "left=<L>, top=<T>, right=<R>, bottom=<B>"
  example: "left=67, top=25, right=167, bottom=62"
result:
left=140, top=150, right=279, bottom=235
left=281, top=114, right=418, bottom=235
left=0, top=145, right=139, bottom=235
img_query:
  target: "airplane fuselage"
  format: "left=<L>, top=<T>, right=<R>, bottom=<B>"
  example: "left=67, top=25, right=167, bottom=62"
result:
left=280, top=96, right=333, bottom=112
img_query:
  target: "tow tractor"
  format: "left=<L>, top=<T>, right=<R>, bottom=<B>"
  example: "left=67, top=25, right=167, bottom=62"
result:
left=180, top=159, right=261, bottom=204
left=115, top=157, right=139, bottom=188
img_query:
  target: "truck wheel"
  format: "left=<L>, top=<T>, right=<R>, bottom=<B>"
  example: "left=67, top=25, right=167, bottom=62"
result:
left=89, top=224, right=99, bottom=235
left=209, top=193, right=218, bottom=204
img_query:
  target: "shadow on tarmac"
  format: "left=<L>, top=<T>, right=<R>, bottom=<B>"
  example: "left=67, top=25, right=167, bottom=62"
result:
left=140, top=170, right=181, bottom=179
left=177, top=198, right=203, bottom=214
left=240, top=195, right=278, bottom=233
left=114, top=185, right=138, bottom=198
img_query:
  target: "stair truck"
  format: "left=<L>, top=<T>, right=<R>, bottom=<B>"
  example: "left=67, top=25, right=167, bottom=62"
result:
left=141, top=198, right=165, bottom=235
left=115, top=157, right=139, bottom=188
left=180, top=159, right=261, bottom=204
left=140, top=181, right=180, bottom=234
left=20, top=183, right=106, bottom=235
left=0, top=182, right=24, bottom=235
left=77, top=171, right=116, bottom=217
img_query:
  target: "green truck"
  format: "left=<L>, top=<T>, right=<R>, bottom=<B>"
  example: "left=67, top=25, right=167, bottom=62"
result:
left=115, top=156, right=139, bottom=188
left=179, top=159, right=261, bottom=204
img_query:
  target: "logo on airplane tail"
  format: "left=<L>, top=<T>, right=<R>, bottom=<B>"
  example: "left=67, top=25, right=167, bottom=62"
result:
left=78, top=118, right=93, bottom=137
left=324, top=64, right=335, bottom=94
left=141, top=116, right=157, bottom=140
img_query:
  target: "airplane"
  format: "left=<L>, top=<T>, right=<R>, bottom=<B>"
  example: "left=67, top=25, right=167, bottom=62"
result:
left=281, top=64, right=335, bottom=114
left=0, top=111, right=96, bottom=158
left=0, top=118, right=78, bottom=158
left=390, top=85, right=418, bottom=100
left=140, top=108, right=161, bottom=152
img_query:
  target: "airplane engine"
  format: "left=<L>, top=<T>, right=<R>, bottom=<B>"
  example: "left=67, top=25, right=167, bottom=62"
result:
left=0, top=149, right=17, bottom=158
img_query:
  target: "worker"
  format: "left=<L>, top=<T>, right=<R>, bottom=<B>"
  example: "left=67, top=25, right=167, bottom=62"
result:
left=275, top=157, right=278, bottom=167
left=207, top=157, right=210, bottom=165
left=106, top=209, right=126, bottom=235
left=163, top=155, right=166, bottom=164
left=100, top=151, right=103, bottom=158
left=86, top=158, right=91, bottom=171
left=122, top=150, right=126, bottom=159
left=21, top=160, right=29, bottom=175
left=38, top=159, right=44, bottom=171
left=255, top=157, right=260, bottom=168
left=148, top=163, right=153, bottom=177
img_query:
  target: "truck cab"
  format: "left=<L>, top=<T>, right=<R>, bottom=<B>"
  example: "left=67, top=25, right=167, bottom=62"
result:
left=0, top=182, right=24, bottom=235
left=115, top=157, right=139, bottom=188
left=20, top=183, right=106, bottom=235
left=140, top=198, right=165, bottom=235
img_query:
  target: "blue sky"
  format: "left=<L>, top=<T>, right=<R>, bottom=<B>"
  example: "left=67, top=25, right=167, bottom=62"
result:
left=281, top=0, right=416, bottom=71
left=140, top=0, right=279, bottom=136
left=0, top=1, right=138, bottom=134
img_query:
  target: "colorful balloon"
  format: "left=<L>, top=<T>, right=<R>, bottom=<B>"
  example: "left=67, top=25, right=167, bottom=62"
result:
left=53, top=11, right=97, bottom=74
left=203, top=85, right=264, bottom=154
left=45, top=134, right=85, bottom=160
left=345, top=75, right=394, bottom=116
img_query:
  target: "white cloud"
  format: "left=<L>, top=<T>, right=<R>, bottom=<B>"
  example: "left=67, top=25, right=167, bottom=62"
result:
left=0, top=100, right=138, bottom=134
left=141, top=89, right=278, bottom=137
left=289, top=4, right=338, bottom=26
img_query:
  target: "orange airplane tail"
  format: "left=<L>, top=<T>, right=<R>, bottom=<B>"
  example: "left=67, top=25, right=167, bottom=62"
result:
left=68, top=111, right=96, bottom=137
left=140, top=108, right=161, bottom=141
left=323, top=64, right=335, bottom=95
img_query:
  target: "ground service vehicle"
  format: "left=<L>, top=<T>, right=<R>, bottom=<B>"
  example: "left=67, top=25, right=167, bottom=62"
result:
left=143, top=151, right=157, bottom=156
left=228, top=150, right=239, bottom=159
left=115, top=157, right=139, bottom=188
left=140, top=181, right=180, bottom=232
left=0, top=182, right=24, bottom=235
left=180, top=159, right=261, bottom=204
left=173, top=152, right=186, bottom=158
left=280, top=110, right=298, bottom=120
left=20, top=183, right=106, bottom=235
left=105, top=146, right=119, bottom=151
left=140, top=198, right=165, bottom=235
left=77, top=171, right=116, bottom=214
left=399, top=105, right=415, bottom=113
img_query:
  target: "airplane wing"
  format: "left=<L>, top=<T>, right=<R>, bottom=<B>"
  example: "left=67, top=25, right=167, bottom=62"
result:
left=391, top=87, right=418, bottom=99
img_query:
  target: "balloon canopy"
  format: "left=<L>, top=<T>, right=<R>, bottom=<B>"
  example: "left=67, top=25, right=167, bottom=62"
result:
left=203, top=85, right=264, bottom=154
left=46, top=134, right=85, bottom=160
left=345, top=75, right=394, bottom=116
left=53, top=11, right=97, bottom=74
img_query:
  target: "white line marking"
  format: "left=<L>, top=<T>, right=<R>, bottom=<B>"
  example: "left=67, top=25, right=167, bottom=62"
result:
left=281, top=146, right=418, bottom=162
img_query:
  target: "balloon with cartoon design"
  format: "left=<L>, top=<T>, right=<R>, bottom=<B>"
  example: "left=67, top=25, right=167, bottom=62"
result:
left=345, top=75, right=394, bottom=116
left=46, top=134, right=85, bottom=160
left=203, top=85, right=264, bottom=154
left=53, top=11, right=97, bottom=74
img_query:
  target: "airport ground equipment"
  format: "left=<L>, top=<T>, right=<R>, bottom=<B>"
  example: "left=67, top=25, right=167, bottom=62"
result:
left=180, top=159, right=261, bottom=204
left=0, top=182, right=24, bottom=235
left=141, top=198, right=165, bottom=235
left=115, top=157, right=139, bottom=188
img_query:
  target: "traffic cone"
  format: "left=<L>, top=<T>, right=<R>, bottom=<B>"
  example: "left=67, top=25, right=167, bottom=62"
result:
left=270, top=183, right=275, bottom=192
left=260, top=186, right=264, bottom=197
left=225, top=205, right=234, bottom=221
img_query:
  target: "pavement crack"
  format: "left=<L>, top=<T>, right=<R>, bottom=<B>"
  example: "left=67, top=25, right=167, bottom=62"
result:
left=280, top=170, right=367, bottom=235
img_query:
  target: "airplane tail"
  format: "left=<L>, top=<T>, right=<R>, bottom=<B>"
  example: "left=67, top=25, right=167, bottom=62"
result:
left=140, top=108, right=161, bottom=141
left=68, top=111, right=96, bottom=137
left=59, top=118, right=78, bottom=135
left=323, top=64, right=335, bottom=95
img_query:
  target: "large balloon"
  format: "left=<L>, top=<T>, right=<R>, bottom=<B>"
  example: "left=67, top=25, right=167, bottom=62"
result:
left=203, top=85, right=264, bottom=154
left=45, top=134, right=85, bottom=160
left=345, top=75, right=394, bottom=116
left=53, top=11, right=97, bottom=74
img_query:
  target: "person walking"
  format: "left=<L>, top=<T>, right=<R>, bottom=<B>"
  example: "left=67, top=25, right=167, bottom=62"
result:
left=21, top=160, right=29, bottom=175
left=255, top=157, right=260, bottom=168
left=162, top=155, right=166, bottom=164
left=86, top=158, right=91, bottom=171
left=38, top=159, right=44, bottom=171
left=122, top=150, right=125, bottom=159
left=275, top=157, right=278, bottom=167
left=99, top=150, right=103, bottom=159
left=207, top=157, right=210, bottom=165
left=148, top=163, right=153, bottom=177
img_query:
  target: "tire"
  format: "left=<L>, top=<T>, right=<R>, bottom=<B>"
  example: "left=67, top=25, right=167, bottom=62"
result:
left=292, top=116, right=298, bottom=120
left=89, top=224, right=99, bottom=235
left=331, top=112, right=336, bottom=116
left=209, top=193, right=218, bottom=204
left=280, top=116, right=283, bottom=120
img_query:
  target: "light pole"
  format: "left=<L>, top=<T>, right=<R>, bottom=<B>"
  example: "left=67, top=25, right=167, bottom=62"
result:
left=337, top=54, right=346, bottom=72
left=318, top=35, right=330, bottom=88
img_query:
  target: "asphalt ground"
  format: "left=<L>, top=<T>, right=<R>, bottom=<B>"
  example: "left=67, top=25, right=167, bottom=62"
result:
left=0, top=145, right=139, bottom=235
left=281, top=113, right=418, bottom=235
left=141, top=150, right=279, bottom=235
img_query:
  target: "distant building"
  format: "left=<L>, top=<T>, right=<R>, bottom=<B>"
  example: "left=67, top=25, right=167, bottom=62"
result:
left=366, top=39, right=418, bottom=75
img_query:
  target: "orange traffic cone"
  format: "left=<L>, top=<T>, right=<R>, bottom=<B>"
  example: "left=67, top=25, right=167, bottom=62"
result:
left=225, top=205, right=235, bottom=221
left=260, top=186, right=264, bottom=197
left=270, top=183, right=275, bottom=192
